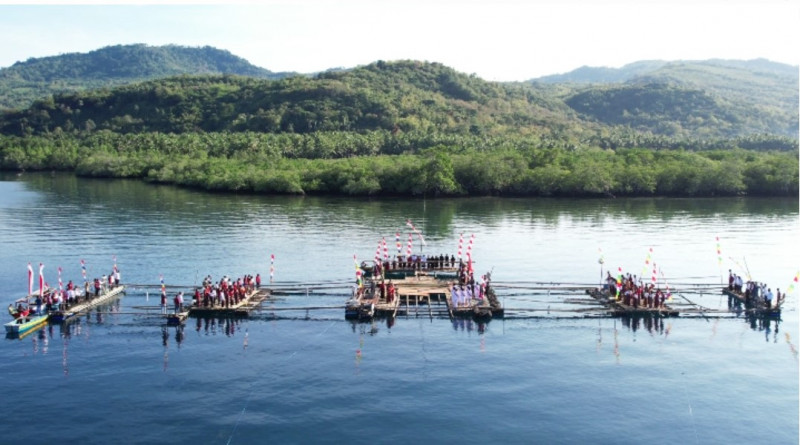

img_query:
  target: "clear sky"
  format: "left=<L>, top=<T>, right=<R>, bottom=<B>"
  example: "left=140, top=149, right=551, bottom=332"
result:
left=0, top=0, right=797, bottom=81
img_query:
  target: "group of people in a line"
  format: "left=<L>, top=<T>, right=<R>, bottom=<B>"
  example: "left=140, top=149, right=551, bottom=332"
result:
left=728, top=270, right=783, bottom=310
left=8, top=268, right=122, bottom=320
left=160, top=273, right=260, bottom=314
left=606, top=272, right=670, bottom=309
left=382, top=254, right=460, bottom=271
left=451, top=282, right=486, bottom=307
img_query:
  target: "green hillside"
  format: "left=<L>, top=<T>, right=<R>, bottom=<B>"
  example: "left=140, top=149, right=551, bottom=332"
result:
left=0, top=60, right=587, bottom=138
left=0, top=44, right=294, bottom=111
left=0, top=57, right=796, bottom=198
left=533, top=59, right=798, bottom=139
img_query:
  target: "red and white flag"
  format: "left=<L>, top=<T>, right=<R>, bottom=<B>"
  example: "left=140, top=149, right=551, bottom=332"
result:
left=27, top=262, right=33, bottom=295
left=38, top=263, right=45, bottom=297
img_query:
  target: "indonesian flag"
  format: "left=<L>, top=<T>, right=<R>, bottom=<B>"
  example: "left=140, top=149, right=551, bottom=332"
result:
left=27, top=262, right=33, bottom=295
left=39, top=263, right=45, bottom=297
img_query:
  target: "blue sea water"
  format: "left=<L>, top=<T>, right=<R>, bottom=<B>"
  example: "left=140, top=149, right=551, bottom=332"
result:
left=0, top=174, right=797, bottom=444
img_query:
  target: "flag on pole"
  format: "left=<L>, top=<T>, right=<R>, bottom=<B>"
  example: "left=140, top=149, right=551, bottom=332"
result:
left=458, top=233, right=463, bottom=260
left=395, top=233, right=401, bottom=254
left=27, top=262, right=33, bottom=296
left=81, top=259, right=86, bottom=280
left=270, top=254, right=275, bottom=283
left=160, top=275, right=165, bottom=293
left=406, top=219, right=427, bottom=246
left=58, top=267, right=63, bottom=291
left=39, top=263, right=45, bottom=297
left=113, top=255, right=118, bottom=273
left=382, top=237, right=388, bottom=261
left=354, top=254, right=363, bottom=288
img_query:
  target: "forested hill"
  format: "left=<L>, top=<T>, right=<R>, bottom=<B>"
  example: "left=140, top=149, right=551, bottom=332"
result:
left=0, top=60, right=587, bottom=137
left=530, top=59, right=799, bottom=139
left=0, top=44, right=295, bottom=111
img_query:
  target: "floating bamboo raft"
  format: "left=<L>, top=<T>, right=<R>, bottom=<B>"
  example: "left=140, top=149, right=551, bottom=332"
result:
left=185, top=288, right=271, bottom=318
left=586, top=288, right=679, bottom=317
left=49, top=285, right=126, bottom=323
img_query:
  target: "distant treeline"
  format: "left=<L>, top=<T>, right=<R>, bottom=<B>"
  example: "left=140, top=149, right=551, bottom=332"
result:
left=1, top=131, right=796, bottom=197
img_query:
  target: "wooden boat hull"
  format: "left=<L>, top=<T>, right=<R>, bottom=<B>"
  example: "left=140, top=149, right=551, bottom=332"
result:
left=587, top=288, right=679, bottom=317
left=722, top=288, right=780, bottom=317
left=5, top=313, right=49, bottom=335
left=166, top=311, right=189, bottom=326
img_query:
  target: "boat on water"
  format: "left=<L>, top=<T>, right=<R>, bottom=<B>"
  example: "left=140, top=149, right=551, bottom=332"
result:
left=722, top=287, right=781, bottom=317
left=587, top=288, right=679, bottom=317
left=5, top=307, right=49, bottom=336
left=48, top=285, right=126, bottom=323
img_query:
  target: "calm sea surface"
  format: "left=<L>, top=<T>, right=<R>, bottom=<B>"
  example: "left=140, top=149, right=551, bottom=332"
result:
left=1, top=173, right=798, bottom=444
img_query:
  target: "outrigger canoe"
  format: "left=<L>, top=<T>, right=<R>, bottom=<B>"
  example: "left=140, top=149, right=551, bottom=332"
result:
left=5, top=311, right=49, bottom=335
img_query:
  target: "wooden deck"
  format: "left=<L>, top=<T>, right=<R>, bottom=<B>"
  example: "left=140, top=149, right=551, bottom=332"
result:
left=187, top=288, right=271, bottom=317
left=587, top=288, right=679, bottom=317
left=49, top=285, right=126, bottom=323
left=722, top=288, right=781, bottom=317
left=346, top=275, right=503, bottom=320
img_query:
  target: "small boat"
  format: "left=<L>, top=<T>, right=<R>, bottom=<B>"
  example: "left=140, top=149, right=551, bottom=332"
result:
left=166, top=310, right=189, bottom=326
left=345, top=298, right=375, bottom=320
left=587, top=288, right=679, bottom=317
left=5, top=310, right=49, bottom=336
left=722, top=287, right=781, bottom=317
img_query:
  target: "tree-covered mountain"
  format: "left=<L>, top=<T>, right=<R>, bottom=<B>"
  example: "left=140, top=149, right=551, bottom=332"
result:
left=0, top=44, right=296, bottom=111
left=0, top=55, right=796, bottom=198
left=530, top=59, right=799, bottom=139
left=0, top=60, right=590, bottom=138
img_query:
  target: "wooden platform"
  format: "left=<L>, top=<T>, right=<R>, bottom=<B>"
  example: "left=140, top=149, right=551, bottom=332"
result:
left=722, top=288, right=781, bottom=317
left=49, top=285, right=126, bottom=323
left=587, top=288, right=679, bottom=317
left=346, top=274, right=503, bottom=320
left=188, top=288, right=271, bottom=317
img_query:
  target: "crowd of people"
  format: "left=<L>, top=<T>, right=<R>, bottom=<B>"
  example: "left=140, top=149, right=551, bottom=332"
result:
left=728, top=270, right=783, bottom=310
left=605, top=272, right=670, bottom=309
left=8, top=268, right=123, bottom=319
left=162, top=273, right=260, bottom=314
left=380, top=254, right=460, bottom=271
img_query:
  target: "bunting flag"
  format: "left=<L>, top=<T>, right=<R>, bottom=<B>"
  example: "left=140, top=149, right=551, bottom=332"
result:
left=641, top=247, right=653, bottom=280
left=395, top=233, right=401, bottom=254
left=651, top=262, right=657, bottom=285
left=458, top=233, right=463, bottom=260
left=270, top=254, right=275, bottom=283
left=58, top=267, right=63, bottom=291
left=786, top=271, right=799, bottom=295
left=406, top=233, right=413, bottom=256
left=659, top=267, right=673, bottom=301
left=382, top=238, right=388, bottom=261
left=715, top=236, right=722, bottom=265
left=27, top=262, right=33, bottom=296
left=354, top=254, right=363, bottom=288
left=39, top=263, right=45, bottom=297
left=80, top=259, right=86, bottom=281
left=375, top=240, right=382, bottom=264
left=406, top=219, right=427, bottom=246
left=468, top=234, right=475, bottom=254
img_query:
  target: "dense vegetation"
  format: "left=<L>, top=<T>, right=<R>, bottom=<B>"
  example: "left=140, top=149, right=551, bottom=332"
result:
left=1, top=131, right=796, bottom=197
left=0, top=56, right=797, bottom=198
left=0, top=44, right=293, bottom=111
